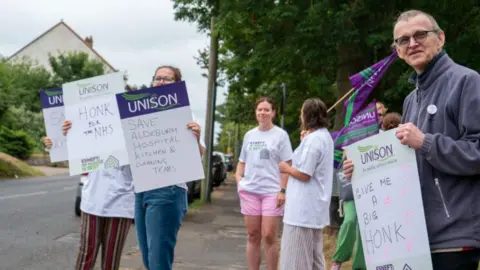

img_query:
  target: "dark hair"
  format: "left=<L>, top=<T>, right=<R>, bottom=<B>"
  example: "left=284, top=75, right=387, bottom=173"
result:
left=382, top=112, right=402, bottom=130
left=255, top=97, right=276, bottom=111
left=152, top=65, right=182, bottom=82
left=301, top=98, right=330, bottom=130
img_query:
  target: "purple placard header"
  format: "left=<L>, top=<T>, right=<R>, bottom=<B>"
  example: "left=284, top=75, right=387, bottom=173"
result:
left=40, top=87, right=64, bottom=109
left=116, top=81, right=190, bottom=120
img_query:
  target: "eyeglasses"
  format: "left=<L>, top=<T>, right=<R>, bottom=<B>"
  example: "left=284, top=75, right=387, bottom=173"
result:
left=394, top=30, right=438, bottom=47
left=154, top=76, right=175, bottom=83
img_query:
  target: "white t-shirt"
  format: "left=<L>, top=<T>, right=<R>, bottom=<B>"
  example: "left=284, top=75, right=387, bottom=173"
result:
left=283, top=128, right=334, bottom=229
left=81, top=165, right=135, bottom=219
left=238, top=126, right=293, bottom=194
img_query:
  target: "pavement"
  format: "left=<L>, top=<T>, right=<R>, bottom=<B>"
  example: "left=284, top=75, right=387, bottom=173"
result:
left=0, top=166, right=258, bottom=270
left=0, top=167, right=138, bottom=270
left=0, top=173, right=84, bottom=270
left=120, top=178, right=260, bottom=270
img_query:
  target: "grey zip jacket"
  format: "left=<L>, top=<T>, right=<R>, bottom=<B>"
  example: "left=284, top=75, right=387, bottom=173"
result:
left=401, top=51, right=480, bottom=250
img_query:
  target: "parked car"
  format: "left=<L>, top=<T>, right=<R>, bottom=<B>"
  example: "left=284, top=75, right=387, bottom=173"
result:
left=214, top=152, right=229, bottom=176
left=211, top=152, right=227, bottom=188
left=187, top=179, right=202, bottom=204
left=225, top=154, right=234, bottom=172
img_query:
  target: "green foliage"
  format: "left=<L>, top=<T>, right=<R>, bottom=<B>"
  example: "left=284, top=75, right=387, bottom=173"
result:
left=0, top=51, right=109, bottom=162
left=0, top=59, right=52, bottom=114
left=0, top=126, right=36, bottom=160
left=173, top=0, right=480, bottom=147
left=1, top=105, right=46, bottom=151
left=215, top=121, right=256, bottom=154
left=49, top=51, right=106, bottom=86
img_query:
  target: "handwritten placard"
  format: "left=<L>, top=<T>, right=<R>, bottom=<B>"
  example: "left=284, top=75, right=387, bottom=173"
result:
left=116, top=81, right=204, bottom=193
left=40, top=88, right=68, bottom=162
left=345, top=129, right=433, bottom=270
left=63, top=72, right=129, bottom=175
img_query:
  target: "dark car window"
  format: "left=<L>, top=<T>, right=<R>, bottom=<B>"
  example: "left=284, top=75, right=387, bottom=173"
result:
left=212, top=155, right=222, bottom=163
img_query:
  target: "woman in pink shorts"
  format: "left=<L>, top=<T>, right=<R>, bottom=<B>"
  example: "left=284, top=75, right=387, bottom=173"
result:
left=235, top=97, right=293, bottom=270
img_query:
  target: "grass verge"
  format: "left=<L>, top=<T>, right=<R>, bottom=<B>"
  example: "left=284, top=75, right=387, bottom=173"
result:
left=323, top=227, right=354, bottom=269
left=187, top=199, right=204, bottom=214
left=0, top=152, right=46, bottom=179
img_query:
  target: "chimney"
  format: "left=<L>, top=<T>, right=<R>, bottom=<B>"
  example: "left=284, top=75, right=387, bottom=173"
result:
left=84, top=36, right=93, bottom=48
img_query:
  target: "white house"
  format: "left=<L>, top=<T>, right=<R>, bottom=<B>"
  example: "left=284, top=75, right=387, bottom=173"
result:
left=7, top=20, right=117, bottom=73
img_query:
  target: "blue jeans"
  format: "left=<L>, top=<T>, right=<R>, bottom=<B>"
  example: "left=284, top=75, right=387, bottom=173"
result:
left=134, top=185, right=187, bottom=270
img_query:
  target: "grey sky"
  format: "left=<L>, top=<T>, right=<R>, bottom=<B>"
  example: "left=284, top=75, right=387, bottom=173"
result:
left=0, top=0, right=226, bottom=142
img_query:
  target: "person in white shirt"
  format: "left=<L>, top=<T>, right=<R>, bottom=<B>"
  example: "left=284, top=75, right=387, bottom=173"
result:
left=43, top=134, right=134, bottom=270
left=235, top=97, right=293, bottom=270
left=278, top=98, right=334, bottom=270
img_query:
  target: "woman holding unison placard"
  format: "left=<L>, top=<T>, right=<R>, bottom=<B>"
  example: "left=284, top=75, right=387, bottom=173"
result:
left=44, top=65, right=205, bottom=270
left=133, top=65, right=206, bottom=270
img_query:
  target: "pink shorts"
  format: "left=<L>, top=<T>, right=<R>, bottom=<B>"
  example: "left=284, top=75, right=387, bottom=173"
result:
left=238, top=188, right=284, bottom=216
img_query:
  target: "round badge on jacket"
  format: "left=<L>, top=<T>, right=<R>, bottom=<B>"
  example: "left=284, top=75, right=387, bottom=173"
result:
left=427, top=104, right=437, bottom=115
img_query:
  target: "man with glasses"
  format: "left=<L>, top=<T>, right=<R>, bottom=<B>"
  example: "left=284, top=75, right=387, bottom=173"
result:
left=343, top=9, right=480, bottom=270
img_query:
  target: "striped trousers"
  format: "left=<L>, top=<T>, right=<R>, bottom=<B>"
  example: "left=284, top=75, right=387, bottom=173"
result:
left=75, top=211, right=132, bottom=270
left=279, top=224, right=326, bottom=270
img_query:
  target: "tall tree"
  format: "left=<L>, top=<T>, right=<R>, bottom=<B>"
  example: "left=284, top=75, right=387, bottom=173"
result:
left=0, top=60, right=52, bottom=115
left=173, top=0, right=480, bottom=147
left=49, top=51, right=106, bottom=87
left=0, top=52, right=109, bottom=152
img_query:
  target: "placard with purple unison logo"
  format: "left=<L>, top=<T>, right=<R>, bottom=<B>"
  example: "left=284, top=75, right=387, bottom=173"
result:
left=116, top=81, right=205, bottom=193
left=40, top=88, right=68, bottom=162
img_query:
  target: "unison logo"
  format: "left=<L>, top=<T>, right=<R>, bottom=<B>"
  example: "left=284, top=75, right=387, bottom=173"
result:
left=44, top=89, right=63, bottom=105
left=78, top=82, right=109, bottom=95
left=122, top=92, right=179, bottom=113
left=350, top=110, right=376, bottom=125
left=358, top=144, right=394, bottom=165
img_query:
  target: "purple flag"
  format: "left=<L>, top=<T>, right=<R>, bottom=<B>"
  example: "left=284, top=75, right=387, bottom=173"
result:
left=333, top=101, right=380, bottom=167
left=343, top=51, right=397, bottom=125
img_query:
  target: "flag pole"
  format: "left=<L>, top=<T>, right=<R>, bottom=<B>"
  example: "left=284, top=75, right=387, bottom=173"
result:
left=327, top=87, right=355, bottom=113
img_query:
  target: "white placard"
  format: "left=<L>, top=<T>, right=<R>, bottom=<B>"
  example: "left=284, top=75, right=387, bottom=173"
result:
left=116, top=81, right=205, bottom=193
left=40, top=88, right=68, bottom=162
left=63, top=72, right=128, bottom=175
left=345, top=129, right=433, bottom=270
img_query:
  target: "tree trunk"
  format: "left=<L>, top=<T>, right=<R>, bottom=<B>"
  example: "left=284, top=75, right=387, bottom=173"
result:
left=202, top=14, right=219, bottom=203
left=333, top=45, right=366, bottom=131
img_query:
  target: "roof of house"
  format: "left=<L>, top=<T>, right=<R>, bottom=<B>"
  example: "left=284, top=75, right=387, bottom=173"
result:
left=7, top=21, right=116, bottom=71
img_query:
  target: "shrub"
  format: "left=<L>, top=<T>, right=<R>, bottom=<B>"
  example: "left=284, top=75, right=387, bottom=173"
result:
left=0, top=105, right=46, bottom=152
left=0, top=127, right=36, bottom=160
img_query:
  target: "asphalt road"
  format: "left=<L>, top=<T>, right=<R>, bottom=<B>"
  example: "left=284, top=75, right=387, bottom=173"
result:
left=0, top=175, right=137, bottom=270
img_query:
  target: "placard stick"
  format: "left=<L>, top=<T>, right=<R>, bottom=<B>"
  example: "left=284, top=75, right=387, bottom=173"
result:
left=327, top=87, right=355, bottom=113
